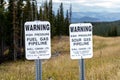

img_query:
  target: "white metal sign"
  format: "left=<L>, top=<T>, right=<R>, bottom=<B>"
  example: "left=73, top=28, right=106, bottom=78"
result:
left=24, top=21, right=51, bottom=60
left=69, top=23, right=93, bottom=59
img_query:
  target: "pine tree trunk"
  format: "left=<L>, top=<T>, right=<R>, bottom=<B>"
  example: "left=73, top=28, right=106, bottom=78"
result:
left=13, top=1, right=17, bottom=61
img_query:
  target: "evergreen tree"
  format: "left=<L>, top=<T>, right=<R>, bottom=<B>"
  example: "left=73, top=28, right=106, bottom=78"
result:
left=48, top=0, right=55, bottom=37
left=7, top=0, right=15, bottom=60
left=23, top=0, right=32, bottom=21
left=56, top=9, right=60, bottom=36
left=7, top=0, right=24, bottom=60
left=0, top=1, right=5, bottom=62
left=31, top=1, right=38, bottom=20
left=39, top=6, right=43, bottom=20
left=59, top=3, right=65, bottom=35
left=48, top=0, right=53, bottom=20
left=64, top=10, right=70, bottom=35
left=51, top=14, right=56, bottom=37
left=69, top=4, right=72, bottom=23
left=16, top=0, right=24, bottom=59
left=43, top=0, right=49, bottom=20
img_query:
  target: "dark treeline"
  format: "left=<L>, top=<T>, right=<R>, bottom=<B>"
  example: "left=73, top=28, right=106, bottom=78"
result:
left=92, top=20, right=120, bottom=37
left=0, top=0, right=72, bottom=62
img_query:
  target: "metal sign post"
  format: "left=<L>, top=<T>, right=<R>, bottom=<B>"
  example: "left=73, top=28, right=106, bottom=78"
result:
left=35, top=59, right=42, bottom=80
left=79, top=59, right=85, bottom=80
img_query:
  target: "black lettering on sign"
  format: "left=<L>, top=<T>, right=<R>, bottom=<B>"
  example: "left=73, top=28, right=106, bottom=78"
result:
left=26, top=34, right=33, bottom=36
left=40, top=37, right=48, bottom=41
left=27, top=38, right=37, bottom=41
left=72, top=38, right=81, bottom=42
left=84, top=38, right=91, bottom=41
left=73, top=42, right=89, bottom=46
left=25, top=24, right=50, bottom=31
left=70, top=26, right=92, bottom=32
left=28, top=41, right=47, bottom=45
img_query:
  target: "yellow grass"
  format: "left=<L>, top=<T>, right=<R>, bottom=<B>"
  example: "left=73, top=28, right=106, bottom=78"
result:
left=0, top=61, right=35, bottom=80
left=0, top=36, right=120, bottom=80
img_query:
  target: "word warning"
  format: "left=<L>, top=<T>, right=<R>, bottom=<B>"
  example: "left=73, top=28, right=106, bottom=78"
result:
left=24, top=21, right=51, bottom=60
left=69, top=23, right=93, bottom=59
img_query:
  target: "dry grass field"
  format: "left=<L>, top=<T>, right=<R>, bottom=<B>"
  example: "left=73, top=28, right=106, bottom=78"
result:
left=0, top=36, right=120, bottom=80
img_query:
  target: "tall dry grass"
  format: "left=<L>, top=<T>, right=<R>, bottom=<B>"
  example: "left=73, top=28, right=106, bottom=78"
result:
left=86, top=36, right=120, bottom=80
left=0, top=36, right=120, bottom=80
left=0, top=61, right=35, bottom=80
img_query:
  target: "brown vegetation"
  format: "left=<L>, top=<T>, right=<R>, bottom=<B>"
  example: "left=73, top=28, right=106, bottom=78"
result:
left=0, top=36, right=120, bottom=80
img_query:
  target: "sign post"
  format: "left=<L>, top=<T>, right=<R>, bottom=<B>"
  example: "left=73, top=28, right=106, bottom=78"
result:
left=35, top=60, right=42, bottom=80
left=79, top=59, right=85, bottom=80
left=24, top=21, right=51, bottom=80
left=69, top=23, right=93, bottom=80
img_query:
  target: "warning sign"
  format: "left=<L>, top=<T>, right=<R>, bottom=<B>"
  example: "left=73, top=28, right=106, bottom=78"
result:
left=24, top=21, right=51, bottom=60
left=69, top=23, right=93, bottom=59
